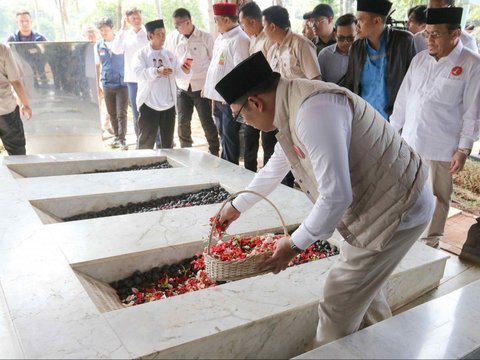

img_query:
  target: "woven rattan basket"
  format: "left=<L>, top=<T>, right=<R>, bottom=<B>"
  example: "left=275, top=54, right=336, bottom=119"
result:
left=204, top=190, right=289, bottom=282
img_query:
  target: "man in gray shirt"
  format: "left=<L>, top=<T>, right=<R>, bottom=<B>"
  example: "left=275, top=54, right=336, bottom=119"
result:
left=318, top=14, right=357, bottom=84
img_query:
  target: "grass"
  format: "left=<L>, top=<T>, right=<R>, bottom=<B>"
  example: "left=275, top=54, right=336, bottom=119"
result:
left=453, top=157, right=480, bottom=216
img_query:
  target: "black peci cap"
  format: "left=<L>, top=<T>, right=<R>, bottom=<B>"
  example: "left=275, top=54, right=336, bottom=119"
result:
left=426, top=7, right=463, bottom=25
left=145, top=19, right=164, bottom=33
left=357, top=0, right=393, bottom=16
left=215, top=51, right=280, bottom=105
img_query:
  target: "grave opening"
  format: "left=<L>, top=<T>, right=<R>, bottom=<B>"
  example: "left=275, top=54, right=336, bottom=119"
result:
left=31, top=184, right=231, bottom=224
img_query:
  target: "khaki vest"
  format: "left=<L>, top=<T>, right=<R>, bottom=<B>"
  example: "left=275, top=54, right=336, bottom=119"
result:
left=273, top=78, right=427, bottom=251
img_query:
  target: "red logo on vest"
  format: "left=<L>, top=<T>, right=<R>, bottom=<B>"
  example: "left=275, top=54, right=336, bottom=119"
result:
left=451, top=66, right=463, bottom=76
left=293, top=145, right=305, bottom=159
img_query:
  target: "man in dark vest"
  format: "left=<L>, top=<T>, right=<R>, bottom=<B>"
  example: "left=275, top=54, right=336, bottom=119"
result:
left=342, top=0, right=415, bottom=121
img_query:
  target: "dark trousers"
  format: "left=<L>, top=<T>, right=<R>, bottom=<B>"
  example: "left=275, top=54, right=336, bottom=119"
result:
left=127, top=82, right=161, bottom=147
left=137, top=104, right=175, bottom=149
left=213, top=101, right=241, bottom=164
left=104, top=87, right=129, bottom=141
left=177, top=88, right=220, bottom=156
left=243, top=125, right=277, bottom=172
left=0, top=106, right=26, bottom=155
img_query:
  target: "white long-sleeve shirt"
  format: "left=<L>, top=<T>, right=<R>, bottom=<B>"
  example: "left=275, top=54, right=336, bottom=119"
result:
left=111, top=26, right=149, bottom=83
left=390, top=41, right=480, bottom=161
left=132, top=45, right=191, bottom=111
left=164, top=26, right=214, bottom=92
left=233, top=93, right=434, bottom=250
left=203, top=25, right=250, bottom=102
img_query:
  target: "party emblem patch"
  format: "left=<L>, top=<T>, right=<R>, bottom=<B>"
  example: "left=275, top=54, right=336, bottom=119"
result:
left=293, top=145, right=305, bottom=159
left=451, top=66, right=462, bottom=76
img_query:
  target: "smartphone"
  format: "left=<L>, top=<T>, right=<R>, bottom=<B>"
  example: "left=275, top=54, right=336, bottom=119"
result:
left=184, top=58, right=193, bottom=66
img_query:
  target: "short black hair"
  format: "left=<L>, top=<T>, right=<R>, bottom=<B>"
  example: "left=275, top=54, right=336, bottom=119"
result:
left=16, top=9, right=31, bottom=17
left=97, top=17, right=113, bottom=29
left=262, top=6, right=290, bottom=30
left=240, top=1, right=262, bottom=21
left=408, top=5, right=427, bottom=24
left=125, top=7, right=141, bottom=17
left=447, top=23, right=461, bottom=32
left=335, top=13, right=357, bottom=27
left=172, top=8, right=191, bottom=19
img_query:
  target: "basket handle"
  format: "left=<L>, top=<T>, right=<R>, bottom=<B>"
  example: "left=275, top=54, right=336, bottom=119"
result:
left=207, top=190, right=289, bottom=255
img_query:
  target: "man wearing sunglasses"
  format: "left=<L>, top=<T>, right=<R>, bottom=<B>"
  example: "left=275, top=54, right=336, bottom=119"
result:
left=318, top=14, right=357, bottom=84
left=303, top=4, right=336, bottom=55
left=390, top=7, right=480, bottom=249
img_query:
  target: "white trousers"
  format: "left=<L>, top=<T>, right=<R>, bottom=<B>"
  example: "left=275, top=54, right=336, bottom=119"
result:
left=313, top=222, right=427, bottom=347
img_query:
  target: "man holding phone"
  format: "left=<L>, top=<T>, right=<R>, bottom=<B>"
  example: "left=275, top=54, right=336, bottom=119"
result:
left=165, top=8, right=220, bottom=156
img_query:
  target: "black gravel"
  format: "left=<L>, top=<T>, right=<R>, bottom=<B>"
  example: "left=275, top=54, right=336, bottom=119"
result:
left=63, top=185, right=230, bottom=221
left=83, top=161, right=172, bottom=174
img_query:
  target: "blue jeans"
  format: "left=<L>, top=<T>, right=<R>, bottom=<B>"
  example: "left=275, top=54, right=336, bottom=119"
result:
left=126, top=82, right=161, bottom=147
left=213, top=101, right=241, bottom=164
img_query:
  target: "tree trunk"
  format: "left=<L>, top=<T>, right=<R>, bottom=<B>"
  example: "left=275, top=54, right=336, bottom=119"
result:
left=34, top=0, right=40, bottom=33
left=154, top=0, right=163, bottom=19
left=55, top=0, right=67, bottom=41
left=116, top=0, right=122, bottom=30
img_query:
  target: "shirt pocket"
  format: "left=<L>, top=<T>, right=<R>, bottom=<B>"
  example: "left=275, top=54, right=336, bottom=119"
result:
left=281, top=52, right=299, bottom=79
left=431, top=77, right=465, bottom=106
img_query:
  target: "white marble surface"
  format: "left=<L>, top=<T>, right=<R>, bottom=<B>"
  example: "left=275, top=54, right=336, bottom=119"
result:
left=0, top=149, right=449, bottom=358
left=0, top=282, right=23, bottom=359
left=296, top=279, right=480, bottom=359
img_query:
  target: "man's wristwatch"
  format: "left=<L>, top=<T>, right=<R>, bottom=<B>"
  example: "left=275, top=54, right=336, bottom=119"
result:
left=288, top=237, right=303, bottom=254
left=457, top=148, right=471, bottom=156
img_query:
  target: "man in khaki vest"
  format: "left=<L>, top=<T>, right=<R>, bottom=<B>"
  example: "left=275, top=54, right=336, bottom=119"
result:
left=215, top=52, right=434, bottom=347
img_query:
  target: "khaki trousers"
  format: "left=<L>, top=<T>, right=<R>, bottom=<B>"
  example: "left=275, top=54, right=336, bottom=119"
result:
left=425, top=160, right=453, bottom=240
left=313, top=222, right=427, bottom=348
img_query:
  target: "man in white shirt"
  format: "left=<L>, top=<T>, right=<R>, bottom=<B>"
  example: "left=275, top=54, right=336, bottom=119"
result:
left=203, top=2, right=250, bottom=165
left=391, top=7, right=480, bottom=249
left=132, top=20, right=191, bottom=150
left=215, top=52, right=433, bottom=348
left=413, top=0, right=478, bottom=53
left=164, top=8, right=219, bottom=156
left=111, top=7, right=160, bottom=147
left=238, top=1, right=277, bottom=173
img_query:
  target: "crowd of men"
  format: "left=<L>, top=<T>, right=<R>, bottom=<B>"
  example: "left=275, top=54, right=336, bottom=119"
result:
left=1, top=1, right=479, bottom=243
left=1, top=0, right=479, bottom=351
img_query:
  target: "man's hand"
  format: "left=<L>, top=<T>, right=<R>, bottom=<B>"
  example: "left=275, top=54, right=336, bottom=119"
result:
left=450, top=151, right=467, bottom=174
left=257, top=236, right=297, bottom=274
left=218, top=201, right=241, bottom=230
left=181, top=62, right=191, bottom=74
left=20, top=104, right=32, bottom=120
left=157, top=66, right=173, bottom=77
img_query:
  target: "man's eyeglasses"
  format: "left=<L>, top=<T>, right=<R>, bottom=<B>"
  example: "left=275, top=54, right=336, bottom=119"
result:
left=232, top=98, right=248, bottom=124
left=307, top=17, right=327, bottom=27
left=174, top=19, right=189, bottom=28
left=337, top=36, right=355, bottom=43
left=422, top=30, right=449, bottom=39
